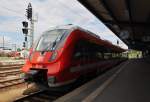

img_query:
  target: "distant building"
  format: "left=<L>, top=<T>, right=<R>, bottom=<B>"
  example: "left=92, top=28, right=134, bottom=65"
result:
left=0, top=47, right=11, bottom=53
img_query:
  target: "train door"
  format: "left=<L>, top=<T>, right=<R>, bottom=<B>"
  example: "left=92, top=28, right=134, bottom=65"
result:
left=71, top=40, right=82, bottom=73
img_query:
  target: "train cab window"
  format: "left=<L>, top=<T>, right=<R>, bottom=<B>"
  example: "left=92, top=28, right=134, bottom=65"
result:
left=35, top=29, right=67, bottom=51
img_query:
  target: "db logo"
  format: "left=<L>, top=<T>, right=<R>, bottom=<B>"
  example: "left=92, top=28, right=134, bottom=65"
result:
left=37, top=56, right=44, bottom=62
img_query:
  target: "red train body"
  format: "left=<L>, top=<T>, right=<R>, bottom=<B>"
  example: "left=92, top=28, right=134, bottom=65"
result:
left=22, top=25, right=126, bottom=87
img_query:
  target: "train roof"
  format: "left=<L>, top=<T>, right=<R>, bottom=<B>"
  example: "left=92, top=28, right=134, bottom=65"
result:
left=45, top=24, right=126, bottom=52
left=46, top=24, right=100, bottom=38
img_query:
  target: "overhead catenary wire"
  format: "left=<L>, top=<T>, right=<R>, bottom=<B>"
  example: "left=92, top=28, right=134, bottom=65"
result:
left=0, top=5, right=23, bottom=17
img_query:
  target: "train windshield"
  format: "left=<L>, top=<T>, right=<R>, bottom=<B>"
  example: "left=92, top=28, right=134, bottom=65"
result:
left=36, top=29, right=67, bottom=51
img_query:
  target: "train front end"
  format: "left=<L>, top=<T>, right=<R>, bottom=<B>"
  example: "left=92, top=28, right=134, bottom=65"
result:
left=21, top=29, right=70, bottom=88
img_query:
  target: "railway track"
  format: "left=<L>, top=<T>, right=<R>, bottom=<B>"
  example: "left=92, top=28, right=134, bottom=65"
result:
left=14, top=74, right=99, bottom=102
left=0, top=64, right=24, bottom=88
left=0, top=76, right=24, bottom=88
left=15, top=90, right=67, bottom=102
left=0, top=64, right=23, bottom=69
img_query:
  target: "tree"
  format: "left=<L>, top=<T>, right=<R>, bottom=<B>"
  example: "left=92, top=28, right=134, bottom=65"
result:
left=17, top=48, right=21, bottom=52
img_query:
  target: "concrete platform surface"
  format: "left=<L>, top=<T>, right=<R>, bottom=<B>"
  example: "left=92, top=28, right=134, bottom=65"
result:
left=55, top=58, right=150, bottom=102
left=93, top=58, right=150, bottom=102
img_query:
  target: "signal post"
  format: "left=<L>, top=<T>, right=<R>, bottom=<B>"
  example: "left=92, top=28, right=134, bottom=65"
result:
left=22, top=3, right=37, bottom=49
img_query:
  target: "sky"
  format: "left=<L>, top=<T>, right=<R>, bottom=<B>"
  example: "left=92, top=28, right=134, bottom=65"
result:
left=0, top=0, right=128, bottom=50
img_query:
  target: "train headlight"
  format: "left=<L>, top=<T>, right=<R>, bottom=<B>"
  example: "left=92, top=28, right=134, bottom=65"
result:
left=49, top=51, right=57, bottom=61
left=48, top=76, right=56, bottom=83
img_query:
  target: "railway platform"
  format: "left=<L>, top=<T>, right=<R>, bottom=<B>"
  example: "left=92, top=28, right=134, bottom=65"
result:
left=55, top=58, right=150, bottom=102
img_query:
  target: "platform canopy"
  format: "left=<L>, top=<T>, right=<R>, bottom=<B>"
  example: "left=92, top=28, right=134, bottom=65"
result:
left=78, top=0, right=150, bottom=51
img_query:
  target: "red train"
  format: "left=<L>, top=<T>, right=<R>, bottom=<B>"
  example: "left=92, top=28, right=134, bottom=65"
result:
left=22, top=25, right=126, bottom=88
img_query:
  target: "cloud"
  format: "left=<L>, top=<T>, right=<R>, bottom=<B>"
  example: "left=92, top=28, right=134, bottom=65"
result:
left=0, top=0, right=128, bottom=49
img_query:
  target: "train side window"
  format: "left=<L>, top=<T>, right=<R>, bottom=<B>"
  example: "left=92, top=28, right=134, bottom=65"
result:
left=74, top=52, right=81, bottom=59
left=96, top=52, right=103, bottom=59
left=73, top=40, right=88, bottom=60
left=73, top=41, right=82, bottom=60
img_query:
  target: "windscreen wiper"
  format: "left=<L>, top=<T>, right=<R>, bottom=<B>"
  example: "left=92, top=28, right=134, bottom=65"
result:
left=51, top=40, right=57, bottom=50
